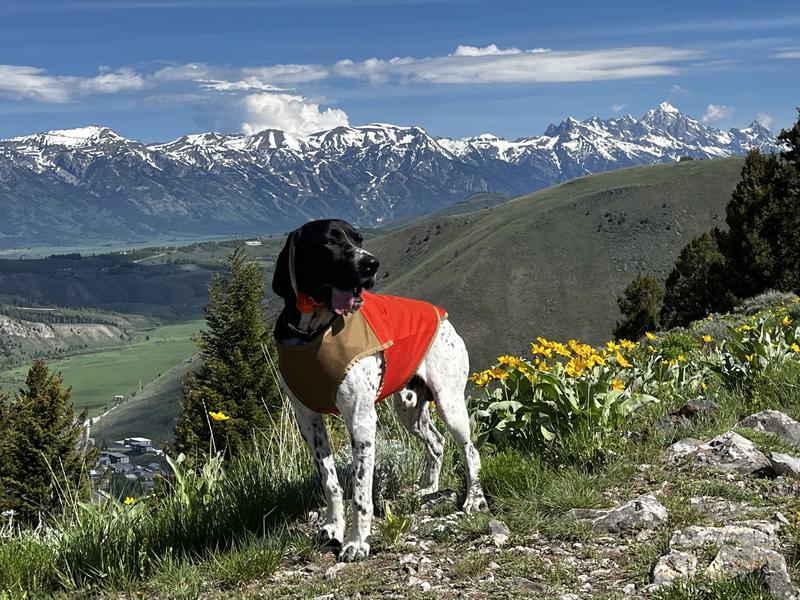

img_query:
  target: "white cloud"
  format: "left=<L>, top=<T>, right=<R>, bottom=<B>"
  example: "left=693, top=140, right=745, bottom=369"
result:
left=239, top=92, right=349, bottom=136
left=451, top=44, right=523, bottom=57
left=197, top=78, right=285, bottom=92
left=756, top=112, right=774, bottom=129
left=772, top=50, right=800, bottom=59
left=78, top=67, right=146, bottom=94
left=611, top=102, right=628, bottom=113
left=670, top=84, right=688, bottom=94
left=152, top=62, right=217, bottom=82
left=152, top=62, right=328, bottom=84
left=0, top=64, right=145, bottom=102
left=335, top=45, right=701, bottom=85
left=240, top=64, right=328, bottom=83
left=702, top=104, right=735, bottom=123
left=0, top=65, right=73, bottom=102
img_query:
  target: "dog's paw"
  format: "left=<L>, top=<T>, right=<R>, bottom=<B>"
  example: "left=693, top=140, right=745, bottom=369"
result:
left=462, top=493, right=489, bottom=514
left=339, top=540, right=371, bottom=562
left=316, top=524, right=344, bottom=549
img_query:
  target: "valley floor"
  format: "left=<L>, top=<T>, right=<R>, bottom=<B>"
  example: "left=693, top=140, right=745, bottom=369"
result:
left=0, top=320, right=202, bottom=416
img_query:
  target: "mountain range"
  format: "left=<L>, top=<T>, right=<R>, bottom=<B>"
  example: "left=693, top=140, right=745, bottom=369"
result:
left=0, top=102, right=780, bottom=248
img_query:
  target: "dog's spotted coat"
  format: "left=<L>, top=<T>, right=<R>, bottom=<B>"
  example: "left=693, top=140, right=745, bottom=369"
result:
left=272, top=219, right=488, bottom=562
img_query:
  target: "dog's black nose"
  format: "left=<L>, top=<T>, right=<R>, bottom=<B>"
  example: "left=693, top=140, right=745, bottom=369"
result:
left=359, top=255, right=379, bottom=276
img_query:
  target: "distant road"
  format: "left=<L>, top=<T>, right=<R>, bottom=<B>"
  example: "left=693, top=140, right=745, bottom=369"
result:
left=133, top=252, right=169, bottom=263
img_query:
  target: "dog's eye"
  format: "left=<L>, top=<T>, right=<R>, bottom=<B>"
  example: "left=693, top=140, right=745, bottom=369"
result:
left=324, top=239, right=337, bottom=246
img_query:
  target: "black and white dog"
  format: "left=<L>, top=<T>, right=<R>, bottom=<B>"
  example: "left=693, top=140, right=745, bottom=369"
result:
left=272, top=219, right=487, bottom=562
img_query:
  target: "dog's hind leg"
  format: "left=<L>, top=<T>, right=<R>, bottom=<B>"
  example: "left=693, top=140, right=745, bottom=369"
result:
left=393, top=379, right=445, bottom=496
left=336, top=354, right=382, bottom=562
left=417, top=320, right=489, bottom=514
left=288, top=394, right=345, bottom=548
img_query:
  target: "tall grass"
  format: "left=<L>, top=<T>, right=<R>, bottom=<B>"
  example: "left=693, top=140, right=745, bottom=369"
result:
left=0, top=393, right=432, bottom=596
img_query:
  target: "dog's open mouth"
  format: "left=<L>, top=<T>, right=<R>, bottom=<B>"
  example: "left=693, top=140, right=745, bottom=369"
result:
left=329, top=286, right=364, bottom=315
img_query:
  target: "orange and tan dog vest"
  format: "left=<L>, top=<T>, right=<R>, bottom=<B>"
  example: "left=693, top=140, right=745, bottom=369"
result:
left=278, top=291, right=447, bottom=414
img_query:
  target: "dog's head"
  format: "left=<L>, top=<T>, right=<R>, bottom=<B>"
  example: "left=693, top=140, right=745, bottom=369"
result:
left=272, top=219, right=379, bottom=315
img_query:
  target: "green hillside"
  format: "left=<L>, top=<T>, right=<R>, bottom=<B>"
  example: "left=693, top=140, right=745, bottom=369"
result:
left=90, top=354, right=201, bottom=446
left=366, top=157, right=745, bottom=368
left=0, top=320, right=203, bottom=416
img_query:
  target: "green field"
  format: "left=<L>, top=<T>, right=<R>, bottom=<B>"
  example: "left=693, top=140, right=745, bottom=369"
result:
left=0, top=320, right=203, bottom=416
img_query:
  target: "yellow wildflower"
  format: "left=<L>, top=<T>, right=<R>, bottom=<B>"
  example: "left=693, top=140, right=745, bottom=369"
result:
left=590, top=353, right=606, bottom=367
left=647, top=345, right=658, bottom=354
left=123, top=497, right=135, bottom=505
left=534, top=359, right=550, bottom=371
left=606, top=340, right=621, bottom=352
left=615, top=352, right=632, bottom=368
left=531, top=343, right=553, bottom=359
left=491, top=367, right=509, bottom=380
left=737, top=323, right=755, bottom=332
left=783, top=316, right=793, bottom=327
left=565, top=357, right=589, bottom=378
left=611, top=379, right=625, bottom=391
left=700, top=381, right=708, bottom=391
left=745, top=353, right=755, bottom=362
left=702, top=335, right=712, bottom=343
left=620, top=339, right=637, bottom=350
left=677, top=354, right=686, bottom=362
left=666, top=359, right=677, bottom=366
left=645, top=332, right=656, bottom=341
left=497, top=355, right=523, bottom=368
left=209, top=410, right=231, bottom=422
left=469, top=370, right=494, bottom=387
left=551, top=341, right=572, bottom=358
left=791, top=343, right=800, bottom=353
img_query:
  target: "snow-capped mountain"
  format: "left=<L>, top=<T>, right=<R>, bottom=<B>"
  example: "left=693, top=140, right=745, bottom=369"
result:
left=0, top=103, right=782, bottom=247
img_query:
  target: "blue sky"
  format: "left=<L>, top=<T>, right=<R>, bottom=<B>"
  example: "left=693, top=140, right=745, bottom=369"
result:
left=1, top=0, right=798, bottom=142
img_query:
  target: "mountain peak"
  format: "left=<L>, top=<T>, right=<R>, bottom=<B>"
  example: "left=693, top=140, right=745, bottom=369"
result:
left=657, top=101, right=680, bottom=114
left=11, top=125, right=127, bottom=147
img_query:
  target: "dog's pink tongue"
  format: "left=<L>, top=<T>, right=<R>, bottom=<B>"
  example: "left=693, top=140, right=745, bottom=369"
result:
left=331, top=288, right=355, bottom=315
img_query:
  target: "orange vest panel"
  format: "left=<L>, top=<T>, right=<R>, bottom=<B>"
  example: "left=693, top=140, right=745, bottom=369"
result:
left=277, top=291, right=446, bottom=414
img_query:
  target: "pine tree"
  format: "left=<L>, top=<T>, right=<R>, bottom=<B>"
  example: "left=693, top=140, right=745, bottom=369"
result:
left=724, top=110, right=800, bottom=297
left=0, top=392, right=11, bottom=513
left=778, top=107, right=800, bottom=165
left=723, top=149, right=782, bottom=298
left=772, top=109, right=800, bottom=290
left=173, top=245, right=282, bottom=461
left=612, top=274, right=664, bottom=341
left=0, top=361, right=95, bottom=524
left=661, top=230, right=734, bottom=328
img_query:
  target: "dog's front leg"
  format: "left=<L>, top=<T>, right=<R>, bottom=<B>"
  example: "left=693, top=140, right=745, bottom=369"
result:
left=288, top=395, right=345, bottom=547
left=336, top=355, right=382, bottom=562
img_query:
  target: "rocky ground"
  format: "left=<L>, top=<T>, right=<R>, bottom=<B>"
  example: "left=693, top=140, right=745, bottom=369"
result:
left=248, top=408, right=800, bottom=600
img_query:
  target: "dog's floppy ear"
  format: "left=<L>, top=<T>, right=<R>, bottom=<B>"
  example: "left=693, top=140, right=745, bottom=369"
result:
left=272, top=229, right=299, bottom=301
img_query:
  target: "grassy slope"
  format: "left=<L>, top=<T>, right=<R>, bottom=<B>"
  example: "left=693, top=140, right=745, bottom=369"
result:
left=366, top=157, right=744, bottom=368
left=0, top=320, right=203, bottom=416
left=90, top=354, right=201, bottom=445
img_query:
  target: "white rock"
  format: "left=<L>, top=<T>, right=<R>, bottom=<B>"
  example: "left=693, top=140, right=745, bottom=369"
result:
left=652, top=551, right=698, bottom=587
left=488, top=518, right=510, bottom=547
left=738, top=410, right=800, bottom=446
left=669, top=524, right=776, bottom=551
left=706, top=544, right=795, bottom=600
left=324, top=562, right=347, bottom=581
left=694, top=431, right=772, bottom=475
left=771, top=452, right=800, bottom=478
left=567, top=494, right=668, bottom=533
left=665, top=438, right=705, bottom=461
